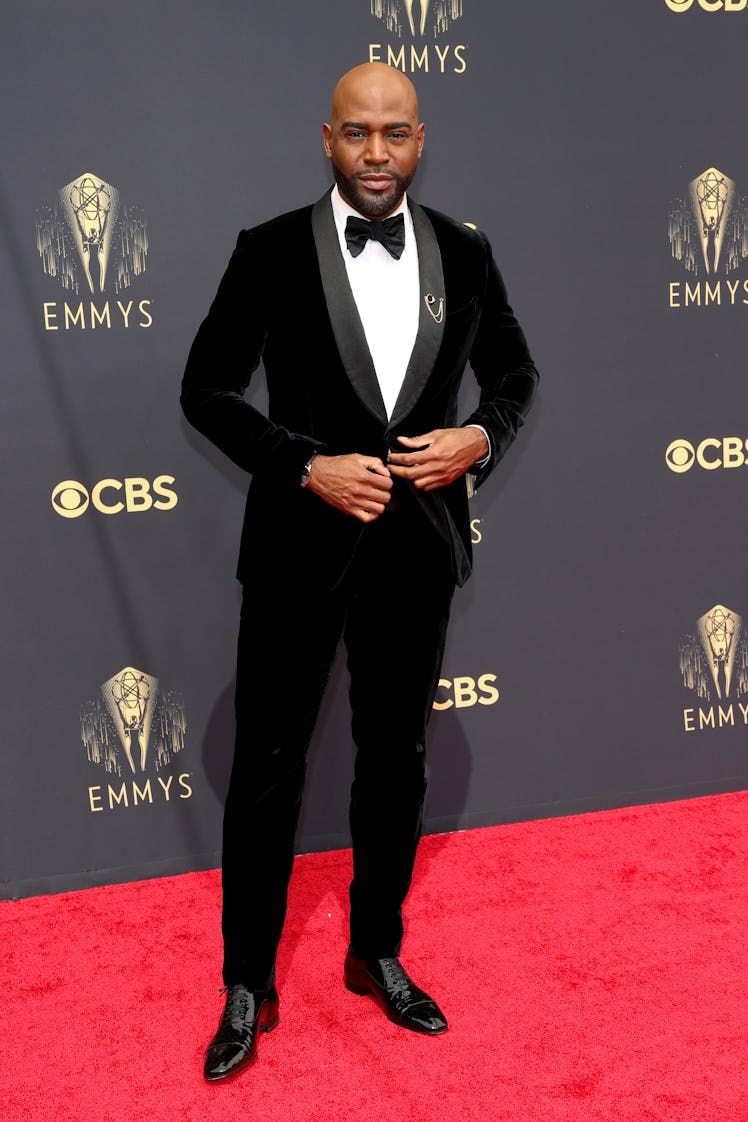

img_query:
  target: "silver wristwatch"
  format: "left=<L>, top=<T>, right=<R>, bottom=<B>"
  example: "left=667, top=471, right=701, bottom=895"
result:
left=300, top=453, right=318, bottom=488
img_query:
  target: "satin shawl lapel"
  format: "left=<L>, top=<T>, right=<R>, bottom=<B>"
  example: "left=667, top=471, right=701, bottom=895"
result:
left=311, top=194, right=387, bottom=424
left=387, top=201, right=445, bottom=430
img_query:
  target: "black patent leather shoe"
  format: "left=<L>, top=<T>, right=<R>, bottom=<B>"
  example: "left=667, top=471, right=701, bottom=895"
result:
left=204, top=983, right=280, bottom=1081
left=344, top=951, right=448, bottom=1034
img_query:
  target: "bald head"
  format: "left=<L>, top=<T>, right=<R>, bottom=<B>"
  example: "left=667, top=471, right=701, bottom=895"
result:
left=330, top=63, right=420, bottom=127
left=323, top=63, right=425, bottom=219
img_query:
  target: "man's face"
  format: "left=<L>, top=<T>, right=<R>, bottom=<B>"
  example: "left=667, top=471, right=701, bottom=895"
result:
left=323, top=69, right=424, bottom=219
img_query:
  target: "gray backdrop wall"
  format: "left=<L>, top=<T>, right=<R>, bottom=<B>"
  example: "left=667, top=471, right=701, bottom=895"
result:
left=2, top=0, right=747, bottom=899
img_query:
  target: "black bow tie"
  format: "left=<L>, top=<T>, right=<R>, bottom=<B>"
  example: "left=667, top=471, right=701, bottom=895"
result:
left=345, top=213, right=406, bottom=260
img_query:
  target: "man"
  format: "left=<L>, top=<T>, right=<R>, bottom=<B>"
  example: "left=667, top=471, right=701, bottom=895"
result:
left=182, top=62, right=538, bottom=1081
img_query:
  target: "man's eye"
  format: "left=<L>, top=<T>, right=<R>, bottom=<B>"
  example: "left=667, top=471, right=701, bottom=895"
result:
left=388, top=133, right=406, bottom=140
left=346, top=131, right=365, bottom=139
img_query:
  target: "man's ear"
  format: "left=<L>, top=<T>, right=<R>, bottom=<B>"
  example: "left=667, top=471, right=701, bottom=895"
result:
left=322, top=123, right=333, bottom=159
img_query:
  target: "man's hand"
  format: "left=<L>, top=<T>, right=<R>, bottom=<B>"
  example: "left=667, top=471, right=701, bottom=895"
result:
left=387, top=428, right=489, bottom=491
left=307, top=453, right=392, bottom=522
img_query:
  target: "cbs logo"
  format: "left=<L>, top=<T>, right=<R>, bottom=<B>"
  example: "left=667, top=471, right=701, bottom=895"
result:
left=665, top=0, right=746, bottom=9
left=433, top=674, right=499, bottom=711
left=665, top=438, right=748, bottom=473
left=51, top=475, right=178, bottom=518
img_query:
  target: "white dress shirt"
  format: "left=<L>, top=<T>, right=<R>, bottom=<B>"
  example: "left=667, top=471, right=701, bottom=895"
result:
left=331, top=186, right=419, bottom=419
left=329, top=186, right=490, bottom=466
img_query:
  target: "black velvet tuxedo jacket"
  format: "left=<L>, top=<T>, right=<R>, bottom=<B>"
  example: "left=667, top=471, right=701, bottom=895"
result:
left=181, top=191, right=538, bottom=592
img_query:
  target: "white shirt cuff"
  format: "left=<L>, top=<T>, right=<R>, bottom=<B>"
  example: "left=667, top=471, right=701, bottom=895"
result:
left=465, top=424, right=491, bottom=468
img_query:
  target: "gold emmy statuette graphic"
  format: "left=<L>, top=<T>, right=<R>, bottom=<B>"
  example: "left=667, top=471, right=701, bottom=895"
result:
left=59, top=172, right=119, bottom=294
left=696, top=605, right=740, bottom=700
left=102, top=667, right=158, bottom=773
left=681, top=603, right=748, bottom=703
left=81, top=668, right=186, bottom=778
left=668, top=167, right=748, bottom=278
left=36, top=171, right=148, bottom=297
left=405, top=0, right=428, bottom=35
left=689, top=168, right=734, bottom=276
left=371, top=0, right=463, bottom=37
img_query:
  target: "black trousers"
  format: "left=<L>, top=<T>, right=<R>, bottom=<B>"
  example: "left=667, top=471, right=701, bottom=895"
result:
left=221, top=499, right=455, bottom=989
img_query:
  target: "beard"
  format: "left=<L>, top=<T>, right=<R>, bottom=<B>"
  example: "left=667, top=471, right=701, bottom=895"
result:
left=331, top=163, right=416, bottom=219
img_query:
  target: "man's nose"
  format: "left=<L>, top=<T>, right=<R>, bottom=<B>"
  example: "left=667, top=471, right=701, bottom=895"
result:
left=364, top=135, right=389, bottom=164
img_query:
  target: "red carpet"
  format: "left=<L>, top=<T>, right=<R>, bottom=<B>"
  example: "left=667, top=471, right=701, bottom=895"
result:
left=3, top=792, right=747, bottom=1121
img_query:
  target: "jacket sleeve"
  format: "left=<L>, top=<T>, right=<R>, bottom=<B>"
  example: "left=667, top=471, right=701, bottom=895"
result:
left=461, top=231, right=539, bottom=490
left=180, top=228, right=324, bottom=484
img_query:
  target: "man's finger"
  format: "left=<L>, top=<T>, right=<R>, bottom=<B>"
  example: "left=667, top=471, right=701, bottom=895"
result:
left=388, top=462, right=429, bottom=478
left=355, top=504, right=384, bottom=522
left=388, top=456, right=436, bottom=472
left=387, top=452, right=431, bottom=467
left=363, top=457, right=391, bottom=478
left=362, top=473, right=393, bottom=493
left=360, top=488, right=390, bottom=506
left=413, top=474, right=441, bottom=491
left=396, top=433, right=434, bottom=449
